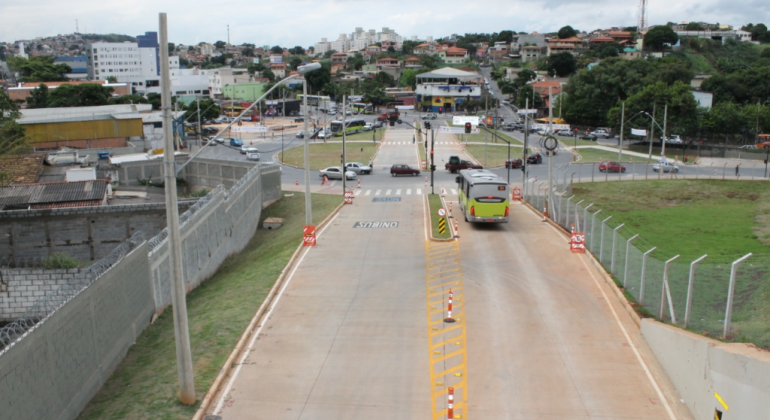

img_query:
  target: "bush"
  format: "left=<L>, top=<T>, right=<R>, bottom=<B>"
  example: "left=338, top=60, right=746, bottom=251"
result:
left=42, top=252, right=81, bottom=269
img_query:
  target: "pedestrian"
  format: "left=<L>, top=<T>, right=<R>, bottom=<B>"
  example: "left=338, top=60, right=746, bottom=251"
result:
left=413, top=135, right=415, bottom=144
left=735, top=164, right=740, bottom=177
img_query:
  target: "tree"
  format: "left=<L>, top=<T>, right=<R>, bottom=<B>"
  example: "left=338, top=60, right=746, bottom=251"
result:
left=387, top=46, right=396, bottom=53
left=214, top=41, right=226, bottom=49
left=147, top=93, right=161, bottom=110
left=289, top=46, right=306, bottom=55
left=106, top=76, right=118, bottom=83
left=0, top=91, right=28, bottom=155
left=513, top=69, right=536, bottom=88
left=608, top=81, right=699, bottom=137
left=359, top=80, right=388, bottom=106
left=108, top=94, right=148, bottom=106
left=547, top=52, right=577, bottom=77
left=374, top=71, right=396, bottom=87
left=26, top=84, right=50, bottom=108
left=685, top=22, right=705, bottom=31
left=515, top=85, right=544, bottom=109
left=7, top=56, right=70, bottom=82
left=400, top=69, right=418, bottom=90
left=420, top=54, right=439, bottom=70
left=262, top=69, right=276, bottom=82
left=643, top=25, right=679, bottom=52
left=303, top=62, right=331, bottom=92
left=47, top=84, right=114, bottom=107
left=168, top=42, right=175, bottom=55
left=401, top=40, right=419, bottom=55
left=248, top=62, right=266, bottom=76
left=270, top=45, right=283, bottom=54
left=183, top=98, right=220, bottom=121
left=595, top=42, right=622, bottom=58
left=241, top=48, right=254, bottom=57
left=288, top=56, right=303, bottom=70
left=558, top=26, right=577, bottom=39
left=494, top=30, right=515, bottom=43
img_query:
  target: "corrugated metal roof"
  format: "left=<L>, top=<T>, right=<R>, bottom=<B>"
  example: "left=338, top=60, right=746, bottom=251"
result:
left=0, top=179, right=108, bottom=209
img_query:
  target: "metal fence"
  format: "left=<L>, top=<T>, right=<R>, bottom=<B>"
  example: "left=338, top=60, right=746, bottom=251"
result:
left=522, top=175, right=770, bottom=347
left=0, top=232, right=146, bottom=353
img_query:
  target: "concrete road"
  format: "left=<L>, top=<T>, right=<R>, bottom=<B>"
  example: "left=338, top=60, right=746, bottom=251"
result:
left=204, top=126, right=693, bottom=420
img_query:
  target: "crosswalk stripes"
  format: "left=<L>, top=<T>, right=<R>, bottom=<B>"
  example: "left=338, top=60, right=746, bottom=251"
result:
left=386, top=189, right=392, bottom=195
left=375, top=189, right=381, bottom=195
left=382, top=141, right=457, bottom=145
left=354, top=189, right=362, bottom=196
left=452, top=188, right=457, bottom=195
left=365, top=190, right=372, bottom=196
left=407, top=189, right=412, bottom=195
left=335, top=187, right=461, bottom=197
left=396, top=189, right=401, bottom=195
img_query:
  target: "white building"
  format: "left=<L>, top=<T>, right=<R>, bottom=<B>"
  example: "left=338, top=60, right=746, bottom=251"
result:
left=208, top=68, right=250, bottom=99
left=86, top=31, right=185, bottom=95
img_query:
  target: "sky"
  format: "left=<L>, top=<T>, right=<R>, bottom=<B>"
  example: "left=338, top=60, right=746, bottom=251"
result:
left=1, top=0, right=768, bottom=47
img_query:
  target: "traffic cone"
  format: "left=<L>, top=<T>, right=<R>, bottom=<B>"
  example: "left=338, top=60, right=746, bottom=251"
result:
left=444, top=289, right=456, bottom=323
left=542, top=204, right=547, bottom=222
left=295, top=179, right=299, bottom=186
left=321, top=175, right=328, bottom=186
left=357, top=178, right=361, bottom=188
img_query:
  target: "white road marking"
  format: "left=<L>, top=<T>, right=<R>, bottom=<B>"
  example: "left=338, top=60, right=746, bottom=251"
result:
left=365, top=190, right=372, bottom=196
left=417, top=188, right=422, bottom=195
left=375, top=189, right=381, bottom=195
left=407, top=189, right=412, bottom=195
left=386, top=189, right=392, bottom=195
left=396, top=189, right=401, bottom=195
left=354, top=190, right=362, bottom=196
left=451, top=189, right=458, bottom=195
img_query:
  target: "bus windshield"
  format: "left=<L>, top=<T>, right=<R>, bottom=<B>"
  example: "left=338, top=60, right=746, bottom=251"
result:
left=471, top=184, right=507, bottom=201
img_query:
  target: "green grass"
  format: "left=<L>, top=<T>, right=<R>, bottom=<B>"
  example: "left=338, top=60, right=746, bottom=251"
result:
left=465, top=144, right=529, bottom=168
left=76, top=193, right=342, bottom=420
left=448, top=122, right=523, bottom=146
left=280, top=142, right=378, bottom=170
left=428, top=194, right=452, bottom=239
left=572, top=180, right=769, bottom=258
left=683, top=51, right=718, bottom=74
left=577, top=148, right=655, bottom=163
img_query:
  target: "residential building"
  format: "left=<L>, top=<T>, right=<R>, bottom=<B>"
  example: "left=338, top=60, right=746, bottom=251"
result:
left=521, top=45, right=545, bottom=63
left=209, top=68, right=251, bottom=99
left=546, top=36, right=587, bottom=56
left=414, top=42, right=439, bottom=55
left=488, top=42, right=509, bottom=61
left=331, top=52, right=348, bottom=67
left=511, top=33, right=548, bottom=52
left=438, top=46, right=468, bottom=64
left=53, top=56, right=88, bottom=80
left=404, top=56, right=422, bottom=68
left=415, top=67, right=482, bottom=113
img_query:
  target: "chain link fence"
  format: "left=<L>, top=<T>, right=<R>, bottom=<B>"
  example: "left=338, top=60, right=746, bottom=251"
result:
left=0, top=232, right=146, bottom=354
left=522, top=175, right=770, bottom=347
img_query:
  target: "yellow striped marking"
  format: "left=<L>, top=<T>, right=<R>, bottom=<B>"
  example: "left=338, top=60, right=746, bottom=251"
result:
left=425, top=240, right=468, bottom=420
left=714, top=392, right=729, bottom=411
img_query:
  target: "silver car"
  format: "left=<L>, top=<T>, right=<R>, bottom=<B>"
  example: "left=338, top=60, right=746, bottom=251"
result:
left=652, top=162, right=680, bottom=173
left=345, top=162, right=372, bottom=175
left=319, top=167, right=356, bottom=180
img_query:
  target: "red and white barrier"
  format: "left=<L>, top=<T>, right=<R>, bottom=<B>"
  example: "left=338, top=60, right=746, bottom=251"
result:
left=441, top=185, right=446, bottom=196
left=357, top=178, right=361, bottom=188
left=444, top=289, right=455, bottom=323
left=448, top=202, right=453, bottom=218
left=321, top=175, right=329, bottom=186
left=447, top=387, right=455, bottom=419
left=454, top=220, right=459, bottom=238
left=542, top=204, right=547, bottom=222
left=425, top=175, right=428, bottom=186
left=295, top=179, right=299, bottom=186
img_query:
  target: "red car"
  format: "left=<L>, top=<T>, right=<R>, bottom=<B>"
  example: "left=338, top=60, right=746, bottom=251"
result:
left=390, top=164, right=420, bottom=176
left=505, top=158, right=523, bottom=169
left=599, top=161, right=626, bottom=173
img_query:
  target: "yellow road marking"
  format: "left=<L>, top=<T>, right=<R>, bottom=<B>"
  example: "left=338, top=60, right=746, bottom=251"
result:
left=714, top=392, right=729, bottom=411
left=425, top=240, right=468, bottom=420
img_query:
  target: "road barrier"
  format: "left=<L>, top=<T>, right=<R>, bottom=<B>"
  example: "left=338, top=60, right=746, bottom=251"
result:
left=447, top=387, right=455, bottom=419
left=444, top=289, right=455, bottom=323
left=453, top=220, right=459, bottom=238
left=321, top=175, right=329, bottom=186
left=357, top=178, right=361, bottom=188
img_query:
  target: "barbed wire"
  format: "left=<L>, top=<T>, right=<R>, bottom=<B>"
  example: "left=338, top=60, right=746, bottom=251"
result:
left=0, top=232, right=145, bottom=355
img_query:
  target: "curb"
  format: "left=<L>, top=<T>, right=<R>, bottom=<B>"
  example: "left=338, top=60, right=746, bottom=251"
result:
left=426, top=194, right=455, bottom=242
left=192, top=196, right=346, bottom=420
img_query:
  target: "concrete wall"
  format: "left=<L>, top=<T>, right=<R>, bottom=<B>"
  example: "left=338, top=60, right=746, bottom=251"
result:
left=0, top=268, right=81, bottom=321
left=147, top=163, right=281, bottom=311
left=641, top=319, right=770, bottom=419
left=0, top=201, right=195, bottom=263
left=0, top=242, right=153, bottom=420
left=181, top=157, right=256, bottom=190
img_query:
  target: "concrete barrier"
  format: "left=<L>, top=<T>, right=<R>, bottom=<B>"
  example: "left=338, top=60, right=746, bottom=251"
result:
left=641, top=319, right=770, bottom=419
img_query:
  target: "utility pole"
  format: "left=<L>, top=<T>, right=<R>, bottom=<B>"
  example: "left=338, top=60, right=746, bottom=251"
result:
left=618, top=102, right=625, bottom=166
left=522, top=98, right=529, bottom=196
left=661, top=104, right=668, bottom=157
left=647, top=102, right=656, bottom=161
left=159, top=12, right=195, bottom=406
left=430, top=128, right=435, bottom=195
left=196, top=97, right=201, bottom=146
left=547, top=86, right=554, bottom=219
left=342, top=95, right=347, bottom=191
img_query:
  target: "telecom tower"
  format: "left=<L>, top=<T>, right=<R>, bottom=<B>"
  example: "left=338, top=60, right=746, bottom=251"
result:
left=637, top=0, right=648, bottom=33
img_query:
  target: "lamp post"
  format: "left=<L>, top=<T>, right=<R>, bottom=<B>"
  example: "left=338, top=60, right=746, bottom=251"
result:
left=299, top=63, right=323, bottom=226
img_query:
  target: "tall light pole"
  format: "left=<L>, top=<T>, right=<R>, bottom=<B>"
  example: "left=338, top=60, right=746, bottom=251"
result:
left=159, top=12, right=195, bottom=406
left=301, top=63, right=323, bottom=226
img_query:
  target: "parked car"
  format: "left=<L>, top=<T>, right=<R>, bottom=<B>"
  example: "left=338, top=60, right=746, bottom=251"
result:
left=740, top=145, right=758, bottom=150
left=294, top=117, right=305, bottom=122
left=246, top=152, right=261, bottom=161
left=345, top=162, right=372, bottom=175
left=319, top=167, right=356, bottom=180
left=390, top=164, right=420, bottom=176
left=502, top=123, right=523, bottom=131
left=653, top=162, right=680, bottom=173
left=241, top=147, right=259, bottom=155
left=580, top=133, right=598, bottom=141
left=373, top=120, right=384, bottom=128
left=662, top=135, right=683, bottom=145
left=526, top=153, right=543, bottom=164
left=421, top=113, right=438, bottom=120
left=363, top=123, right=373, bottom=131
left=594, top=128, right=612, bottom=138
left=229, top=138, right=243, bottom=147
left=555, top=129, right=573, bottom=136
left=599, top=161, right=626, bottom=173
left=505, top=158, right=523, bottom=169
left=204, top=136, right=218, bottom=145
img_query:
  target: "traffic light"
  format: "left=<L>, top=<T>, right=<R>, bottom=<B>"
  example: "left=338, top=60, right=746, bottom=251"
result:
left=424, top=121, right=429, bottom=129
left=430, top=164, right=436, bottom=172
left=430, top=149, right=434, bottom=157
left=465, top=122, right=472, bottom=134
left=438, top=107, right=443, bottom=114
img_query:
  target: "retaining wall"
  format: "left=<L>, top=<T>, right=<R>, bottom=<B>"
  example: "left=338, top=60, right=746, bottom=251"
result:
left=641, top=319, right=770, bottom=419
left=0, top=242, right=153, bottom=420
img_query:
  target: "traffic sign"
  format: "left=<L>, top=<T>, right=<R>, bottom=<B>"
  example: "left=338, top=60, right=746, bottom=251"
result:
left=439, top=126, right=480, bottom=134
left=438, top=208, right=446, bottom=217
left=303, top=225, right=316, bottom=246
left=570, top=232, right=585, bottom=253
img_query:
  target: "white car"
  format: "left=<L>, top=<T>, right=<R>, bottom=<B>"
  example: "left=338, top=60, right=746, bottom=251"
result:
left=246, top=152, right=261, bottom=161
left=319, top=167, right=356, bottom=180
left=555, top=129, right=573, bottom=136
left=653, top=162, right=680, bottom=173
left=594, top=129, right=612, bottom=138
left=345, top=162, right=372, bottom=174
left=317, top=128, right=332, bottom=139
left=241, top=147, right=259, bottom=155
left=363, top=123, right=373, bottom=131
left=662, top=135, right=683, bottom=145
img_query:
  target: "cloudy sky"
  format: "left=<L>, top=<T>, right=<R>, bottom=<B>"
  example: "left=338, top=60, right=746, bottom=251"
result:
left=1, top=0, right=767, bottom=47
